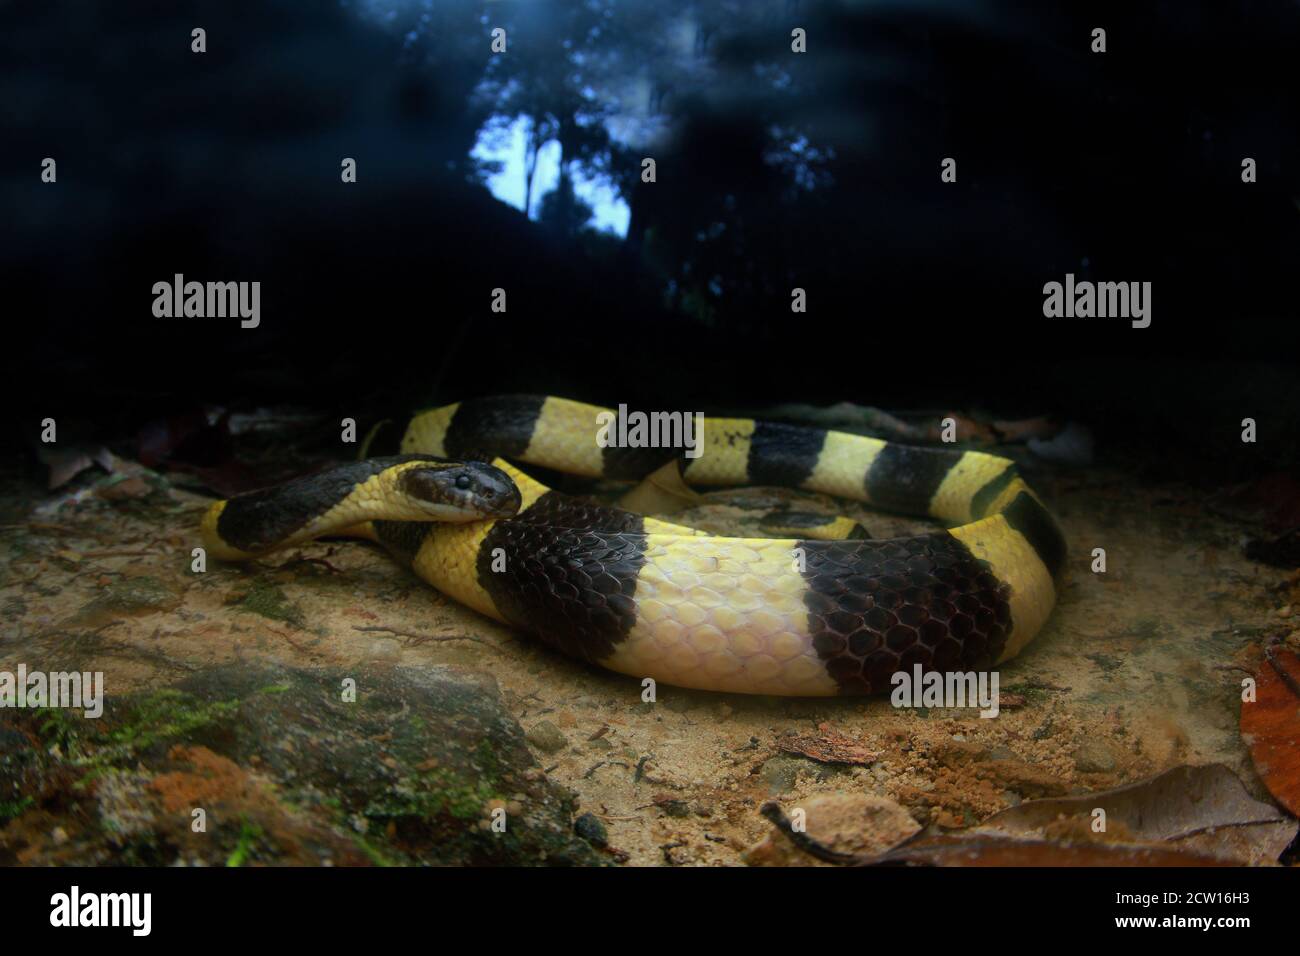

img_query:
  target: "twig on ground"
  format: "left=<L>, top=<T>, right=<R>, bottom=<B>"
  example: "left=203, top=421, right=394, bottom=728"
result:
left=759, top=801, right=865, bottom=865
left=266, top=626, right=314, bottom=653
left=351, top=624, right=511, bottom=655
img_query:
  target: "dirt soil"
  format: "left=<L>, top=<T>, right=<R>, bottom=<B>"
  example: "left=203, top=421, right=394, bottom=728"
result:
left=0, top=450, right=1293, bottom=866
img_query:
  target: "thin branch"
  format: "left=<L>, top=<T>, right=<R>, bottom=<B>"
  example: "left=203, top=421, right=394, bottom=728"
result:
left=351, top=625, right=511, bottom=655
left=758, top=801, right=867, bottom=865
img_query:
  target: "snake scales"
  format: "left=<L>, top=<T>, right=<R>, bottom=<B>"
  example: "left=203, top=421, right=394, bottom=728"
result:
left=201, top=395, right=1065, bottom=696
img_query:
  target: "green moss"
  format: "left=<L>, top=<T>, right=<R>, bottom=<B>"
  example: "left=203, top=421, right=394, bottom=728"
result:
left=229, top=579, right=304, bottom=627
left=38, top=706, right=106, bottom=764
left=472, top=738, right=506, bottom=778
left=73, top=765, right=113, bottom=791
left=0, top=795, right=34, bottom=823
left=225, top=820, right=262, bottom=867
left=106, top=690, right=240, bottom=750
left=351, top=832, right=397, bottom=867
left=366, top=767, right=498, bottom=823
left=37, top=690, right=239, bottom=768
left=301, top=793, right=397, bottom=865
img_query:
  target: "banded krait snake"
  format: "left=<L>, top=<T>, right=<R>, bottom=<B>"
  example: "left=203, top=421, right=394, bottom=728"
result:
left=201, top=395, right=1065, bottom=696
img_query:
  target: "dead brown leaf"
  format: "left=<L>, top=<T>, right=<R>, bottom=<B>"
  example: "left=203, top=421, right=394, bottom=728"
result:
left=1241, top=646, right=1300, bottom=816
left=778, top=723, right=879, bottom=765
left=37, top=444, right=114, bottom=490
left=922, top=415, right=997, bottom=444
left=871, top=834, right=1232, bottom=867
left=977, top=763, right=1295, bottom=865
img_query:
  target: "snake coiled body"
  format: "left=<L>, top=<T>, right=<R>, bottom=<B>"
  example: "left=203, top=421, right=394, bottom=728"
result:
left=202, top=395, right=1065, bottom=696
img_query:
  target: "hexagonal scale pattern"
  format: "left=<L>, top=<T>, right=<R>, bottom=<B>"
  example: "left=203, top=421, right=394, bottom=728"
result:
left=801, top=533, right=1012, bottom=694
left=476, top=492, right=649, bottom=663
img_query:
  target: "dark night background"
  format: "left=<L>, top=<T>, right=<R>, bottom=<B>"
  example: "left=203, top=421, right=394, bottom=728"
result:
left=2, top=0, right=1298, bottom=475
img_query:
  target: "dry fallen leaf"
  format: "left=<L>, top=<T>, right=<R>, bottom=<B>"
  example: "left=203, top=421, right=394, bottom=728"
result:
left=871, top=834, right=1232, bottom=867
left=757, top=800, right=1234, bottom=867
left=765, top=765, right=1295, bottom=868
left=778, top=723, right=880, bottom=765
left=977, top=763, right=1295, bottom=865
left=1240, top=647, right=1300, bottom=816
left=922, top=414, right=997, bottom=444
left=37, top=444, right=114, bottom=490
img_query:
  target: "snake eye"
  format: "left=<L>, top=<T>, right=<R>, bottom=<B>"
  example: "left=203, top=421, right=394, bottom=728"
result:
left=455, top=474, right=471, bottom=490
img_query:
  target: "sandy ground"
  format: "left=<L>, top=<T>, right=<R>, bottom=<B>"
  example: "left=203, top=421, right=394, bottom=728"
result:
left=0, top=452, right=1292, bottom=865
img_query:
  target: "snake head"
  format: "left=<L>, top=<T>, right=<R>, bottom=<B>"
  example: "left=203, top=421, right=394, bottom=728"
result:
left=398, top=461, right=522, bottom=521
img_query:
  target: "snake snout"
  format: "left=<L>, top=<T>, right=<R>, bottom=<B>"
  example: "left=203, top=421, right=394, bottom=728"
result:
left=466, top=462, right=523, bottom=518
left=399, top=461, right=521, bottom=520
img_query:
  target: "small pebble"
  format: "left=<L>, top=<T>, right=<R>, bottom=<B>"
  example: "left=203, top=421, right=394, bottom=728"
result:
left=759, top=756, right=803, bottom=795
left=525, top=720, right=568, bottom=753
left=574, top=812, right=608, bottom=847
left=1072, top=740, right=1118, bottom=773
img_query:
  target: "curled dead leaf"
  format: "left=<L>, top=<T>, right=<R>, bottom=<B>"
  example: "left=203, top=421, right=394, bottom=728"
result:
left=760, top=764, right=1295, bottom=867
left=37, top=444, right=114, bottom=490
left=977, top=763, right=1295, bottom=865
